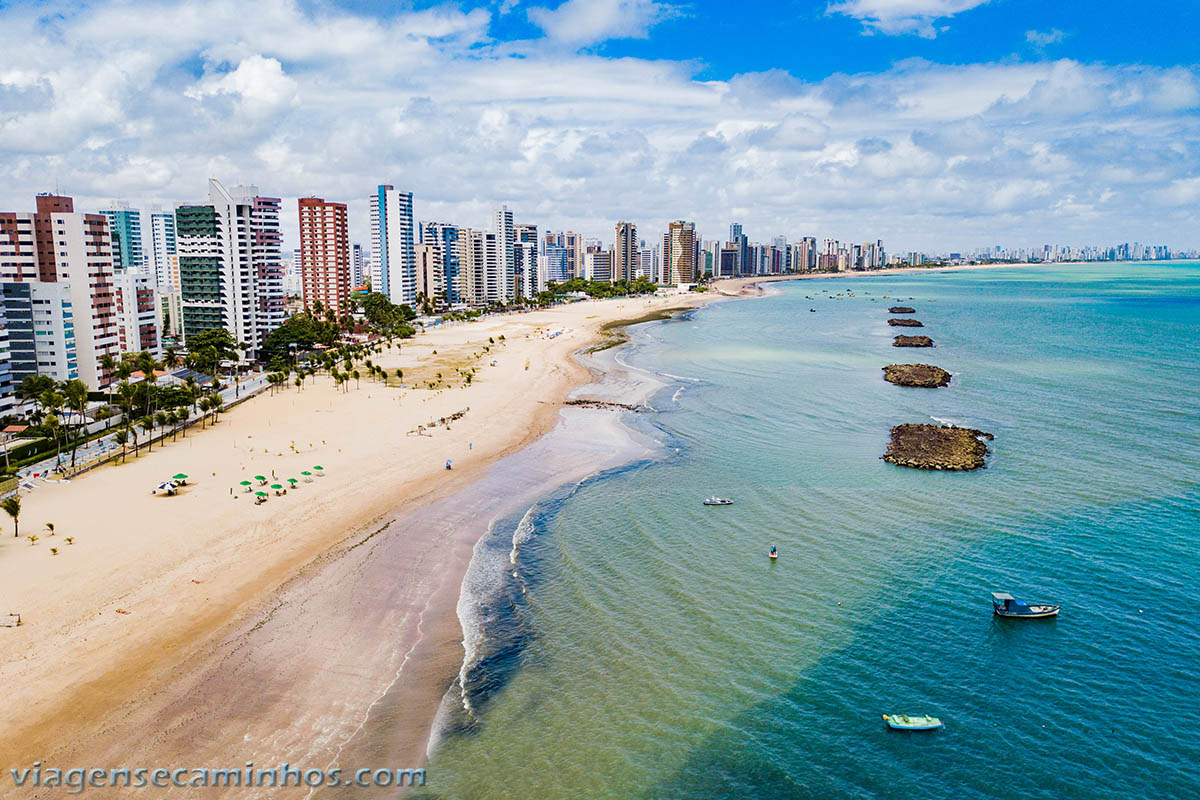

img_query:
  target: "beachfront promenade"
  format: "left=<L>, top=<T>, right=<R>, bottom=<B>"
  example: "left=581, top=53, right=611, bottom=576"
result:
left=14, top=372, right=273, bottom=484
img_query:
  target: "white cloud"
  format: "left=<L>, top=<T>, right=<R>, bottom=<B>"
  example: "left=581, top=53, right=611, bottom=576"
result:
left=0, top=0, right=1198, bottom=252
left=527, top=0, right=679, bottom=46
left=1025, top=28, right=1067, bottom=47
left=827, top=0, right=991, bottom=38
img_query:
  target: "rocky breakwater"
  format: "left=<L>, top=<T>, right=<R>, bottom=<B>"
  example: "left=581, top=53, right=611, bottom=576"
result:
left=892, top=335, right=934, bottom=347
left=887, top=318, right=924, bottom=327
left=882, top=364, right=952, bottom=388
left=882, top=424, right=994, bottom=470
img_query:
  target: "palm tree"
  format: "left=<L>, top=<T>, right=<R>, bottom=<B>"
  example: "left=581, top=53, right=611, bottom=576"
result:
left=100, top=353, right=118, bottom=406
left=353, top=369, right=360, bottom=389
left=62, top=379, right=89, bottom=468
left=114, top=430, right=128, bottom=463
left=2, top=496, right=20, bottom=538
left=135, top=351, right=160, bottom=416
left=155, top=411, right=169, bottom=445
left=140, top=416, right=154, bottom=453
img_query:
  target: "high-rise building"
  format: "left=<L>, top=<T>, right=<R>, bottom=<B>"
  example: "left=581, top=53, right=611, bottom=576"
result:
left=583, top=249, right=614, bottom=283
left=351, top=243, right=365, bottom=287
left=614, top=221, right=638, bottom=283
left=541, top=243, right=571, bottom=286
left=460, top=228, right=504, bottom=306
left=421, top=222, right=462, bottom=304
left=413, top=242, right=442, bottom=307
left=637, top=245, right=656, bottom=281
left=2, top=274, right=81, bottom=385
left=0, top=195, right=120, bottom=388
left=729, top=223, right=749, bottom=275
left=513, top=222, right=539, bottom=299
left=369, top=185, right=416, bottom=305
left=493, top=205, right=515, bottom=301
left=99, top=202, right=144, bottom=271
left=0, top=301, right=13, bottom=416
left=663, top=221, right=699, bottom=285
left=176, top=180, right=284, bottom=359
left=148, top=208, right=179, bottom=291
left=298, top=197, right=351, bottom=314
left=112, top=269, right=161, bottom=356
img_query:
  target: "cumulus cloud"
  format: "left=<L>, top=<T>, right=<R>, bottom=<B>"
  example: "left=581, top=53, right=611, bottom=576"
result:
left=1025, top=28, right=1067, bottom=47
left=827, top=0, right=991, bottom=38
left=527, top=0, right=680, bottom=46
left=0, top=0, right=1198, bottom=252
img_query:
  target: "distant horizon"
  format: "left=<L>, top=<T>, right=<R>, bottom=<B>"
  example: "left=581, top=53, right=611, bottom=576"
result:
left=2, top=1, right=1198, bottom=252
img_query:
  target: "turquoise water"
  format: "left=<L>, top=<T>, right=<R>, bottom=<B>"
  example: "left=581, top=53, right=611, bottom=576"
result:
left=424, top=263, right=1200, bottom=799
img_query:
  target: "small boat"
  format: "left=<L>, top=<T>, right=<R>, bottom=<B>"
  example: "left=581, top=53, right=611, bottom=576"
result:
left=769, top=546, right=778, bottom=560
left=883, top=714, right=942, bottom=731
left=992, top=592, right=1060, bottom=619
left=702, top=497, right=733, bottom=506
left=809, top=308, right=816, bottom=312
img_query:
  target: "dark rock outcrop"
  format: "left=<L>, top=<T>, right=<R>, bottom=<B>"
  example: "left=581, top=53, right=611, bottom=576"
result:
left=565, top=399, right=642, bottom=412
left=893, top=335, right=934, bottom=347
left=888, top=306, right=915, bottom=314
left=882, top=364, right=952, bottom=388
left=888, top=318, right=924, bottom=327
left=882, top=424, right=993, bottom=470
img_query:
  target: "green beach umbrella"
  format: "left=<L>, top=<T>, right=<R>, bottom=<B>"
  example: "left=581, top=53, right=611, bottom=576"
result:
left=172, top=473, right=188, bottom=480
left=270, top=484, right=283, bottom=490
left=286, top=478, right=298, bottom=485
left=239, top=480, right=252, bottom=486
left=254, top=474, right=267, bottom=483
left=255, top=491, right=268, bottom=497
left=301, top=470, right=312, bottom=475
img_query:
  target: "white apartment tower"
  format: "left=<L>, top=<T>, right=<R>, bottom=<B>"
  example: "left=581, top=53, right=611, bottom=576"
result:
left=175, top=180, right=284, bottom=359
left=369, top=184, right=416, bottom=305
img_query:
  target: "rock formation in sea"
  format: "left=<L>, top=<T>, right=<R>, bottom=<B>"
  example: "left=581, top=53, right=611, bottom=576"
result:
left=893, top=335, right=934, bottom=347
left=888, top=306, right=915, bottom=314
left=882, top=364, right=952, bottom=388
left=887, top=318, right=924, bottom=327
left=882, top=424, right=994, bottom=470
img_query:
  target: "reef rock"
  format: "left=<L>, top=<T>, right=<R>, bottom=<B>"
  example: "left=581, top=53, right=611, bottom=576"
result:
left=888, top=306, right=915, bottom=314
left=888, top=318, right=924, bottom=327
left=893, top=336, right=934, bottom=347
left=882, top=424, right=993, bottom=471
left=882, top=364, right=952, bottom=388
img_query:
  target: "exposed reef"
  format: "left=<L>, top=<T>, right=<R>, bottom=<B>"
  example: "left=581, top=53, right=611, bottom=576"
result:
left=893, top=335, right=934, bottom=347
left=564, top=399, right=643, bottom=412
left=888, top=306, right=915, bottom=314
left=882, top=424, right=993, bottom=470
left=888, top=318, right=924, bottom=327
left=882, top=364, right=952, bottom=388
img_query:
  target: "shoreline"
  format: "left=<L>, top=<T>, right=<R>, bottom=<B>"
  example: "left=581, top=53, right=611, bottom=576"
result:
left=0, top=290, right=724, bottom=794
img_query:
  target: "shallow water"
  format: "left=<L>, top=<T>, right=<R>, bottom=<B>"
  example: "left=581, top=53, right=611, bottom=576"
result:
left=424, top=263, right=1200, bottom=799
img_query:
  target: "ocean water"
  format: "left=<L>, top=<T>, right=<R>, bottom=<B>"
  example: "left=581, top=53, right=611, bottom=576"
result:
left=422, top=263, right=1200, bottom=799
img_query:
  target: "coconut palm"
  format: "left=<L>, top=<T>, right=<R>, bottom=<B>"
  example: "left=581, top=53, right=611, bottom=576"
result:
left=2, top=496, right=20, bottom=538
left=114, top=429, right=128, bottom=463
left=62, top=379, right=89, bottom=468
left=139, top=416, right=154, bottom=453
left=155, top=411, right=169, bottom=445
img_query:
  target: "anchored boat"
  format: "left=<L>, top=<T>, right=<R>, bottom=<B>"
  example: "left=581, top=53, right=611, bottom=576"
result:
left=883, top=714, right=943, bottom=731
left=702, top=497, right=733, bottom=506
left=992, top=592, right=1060, bottom=619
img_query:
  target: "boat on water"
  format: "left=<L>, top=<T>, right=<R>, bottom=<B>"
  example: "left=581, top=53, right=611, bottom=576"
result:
left=702, top=497, right=733, bottom=506
left=992, top=592, right=1060, bottom=619
left=882, top=714, right=942, bottom=731
left=769, top=546, right=778, bottom=560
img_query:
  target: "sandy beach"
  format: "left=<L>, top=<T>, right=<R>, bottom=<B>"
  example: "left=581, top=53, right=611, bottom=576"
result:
left=0, top=289, right=730, bottom=795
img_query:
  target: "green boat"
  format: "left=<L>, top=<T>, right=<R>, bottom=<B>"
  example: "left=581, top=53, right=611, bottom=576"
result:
left=882, top=714, right=943, bottom=731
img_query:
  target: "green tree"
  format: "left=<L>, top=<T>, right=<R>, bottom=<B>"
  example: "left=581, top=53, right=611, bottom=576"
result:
left=2, top=496, right=20, bottom=538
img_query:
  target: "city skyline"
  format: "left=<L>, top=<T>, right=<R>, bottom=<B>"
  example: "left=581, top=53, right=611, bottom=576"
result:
left=1, top=1, right=1198, bottom=253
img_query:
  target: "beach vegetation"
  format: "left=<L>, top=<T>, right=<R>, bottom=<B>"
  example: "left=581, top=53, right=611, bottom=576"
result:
left=50, top=547, right=58, bottom=555
left=65, top=537, right=74, bottom=545
left=27, top=535, right=38, bottom=545
left=2, top=496, right=20, bottom=537
left=44, top=522, right=54, bottom=536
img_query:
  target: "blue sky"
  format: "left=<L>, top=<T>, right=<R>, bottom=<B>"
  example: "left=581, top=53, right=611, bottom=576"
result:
left=1, top=0, right=1198, bottom=252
